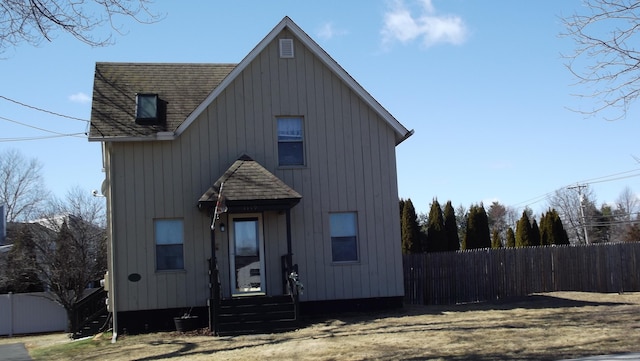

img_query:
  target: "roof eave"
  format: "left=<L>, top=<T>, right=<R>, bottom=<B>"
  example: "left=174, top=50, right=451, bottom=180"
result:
left=88, top=132, right=176, bottom=142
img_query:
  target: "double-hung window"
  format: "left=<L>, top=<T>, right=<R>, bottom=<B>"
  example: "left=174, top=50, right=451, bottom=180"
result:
left=330, top=212, right=358, bottom=262
left=155, top=219, right=184, bottom=270
left=277, top=117, right=304, bottom=166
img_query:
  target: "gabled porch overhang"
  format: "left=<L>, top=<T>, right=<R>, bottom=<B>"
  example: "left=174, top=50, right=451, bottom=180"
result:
left=197, top=154, right=302, bottom=214
left=196, top=154, right=302, bottom=335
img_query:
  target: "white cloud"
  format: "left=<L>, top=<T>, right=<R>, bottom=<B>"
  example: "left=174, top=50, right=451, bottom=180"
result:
left=381, top=0, right=468, bottom=48
left=69, top=92, right=91, bottom=104
left=317, top=22, right=348, bottom=41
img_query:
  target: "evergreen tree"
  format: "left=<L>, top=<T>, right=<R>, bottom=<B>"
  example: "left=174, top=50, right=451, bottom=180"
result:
left=491, top=229, right=503, bottom=249
left=0, top=225, right=44, bottom=293
left=425, top=199, right=446, bottom=252
left=455, top=204, right=468, bottom=245
left=515, top=211, right=533, bottom=247
left=506, top=227, right=516, bottom=247
left=549, top=208, right=570, bottom=245
left=463, top=204, right=491, bottom=249
left=539, top=212, right=551, bottom=246
left=443, top=201, right=460, bottom=251
left=401, top=199, right=422, bottom=254
left=531, top=219, right=541, bottom=246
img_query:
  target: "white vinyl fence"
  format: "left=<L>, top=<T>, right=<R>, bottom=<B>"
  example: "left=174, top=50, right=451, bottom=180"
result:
left=0, top=292, right=67, bottom=336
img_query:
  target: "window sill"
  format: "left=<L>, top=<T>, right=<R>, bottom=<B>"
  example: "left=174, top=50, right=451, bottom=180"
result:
left=155, top=269, right=186, bottom=274
left=278, top=164, right=307, bottom=169
left=330, top=260, right=360, bottom=266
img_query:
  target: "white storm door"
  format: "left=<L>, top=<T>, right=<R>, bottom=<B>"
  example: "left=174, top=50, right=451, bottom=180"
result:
left=229, top=215, right=265, bottom=295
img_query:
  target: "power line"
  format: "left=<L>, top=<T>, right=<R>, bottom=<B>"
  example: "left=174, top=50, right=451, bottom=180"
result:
left=512, top=168, right=640, bottom=211
left=0, top=115, right=81, bottom=135
left=578, top=168, right=640, bottom=184
left=0, top=133, right=86, bottom=142
left=0, top=115, right=87, bottom=142
left=0, top=95, right=89, bottom=123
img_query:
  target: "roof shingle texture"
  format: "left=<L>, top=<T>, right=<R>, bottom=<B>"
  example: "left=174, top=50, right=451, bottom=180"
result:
left=90, top=62, right=236, bottom=138
left=199, top=155, right=302, bottom=204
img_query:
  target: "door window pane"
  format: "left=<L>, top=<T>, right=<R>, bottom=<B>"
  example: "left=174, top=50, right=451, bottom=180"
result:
left=233, top=218, right=262, bottom=292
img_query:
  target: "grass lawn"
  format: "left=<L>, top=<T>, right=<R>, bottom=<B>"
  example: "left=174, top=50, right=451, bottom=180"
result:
left=4, top=291, right=640, bottom=361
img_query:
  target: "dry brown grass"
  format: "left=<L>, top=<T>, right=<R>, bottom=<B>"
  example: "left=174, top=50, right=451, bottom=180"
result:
left=6, top=291, right=640, bottom=360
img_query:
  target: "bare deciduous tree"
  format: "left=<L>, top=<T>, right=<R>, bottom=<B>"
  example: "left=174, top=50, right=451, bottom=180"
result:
left=616, top=186, right=639, bottom=219
left=562, top=0, right=640, bottom=120
left=548, top=185, right=597, bottom=244
left=0, top=149, right=49, bottom=222
left=0, top=0, right=162, bottom=54
left=15, top=187, right=106, bottom=332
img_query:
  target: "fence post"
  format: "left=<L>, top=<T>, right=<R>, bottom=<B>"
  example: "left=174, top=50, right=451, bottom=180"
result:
left=8, top=292, right=13, bottom=337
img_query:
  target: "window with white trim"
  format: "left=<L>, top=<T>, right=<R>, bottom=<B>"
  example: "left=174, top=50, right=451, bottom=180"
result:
left=155, top=219, right=184, bottom=270
left=330, top=212, right=358, bottom=262
left=277, top=117, right=304, bottom=166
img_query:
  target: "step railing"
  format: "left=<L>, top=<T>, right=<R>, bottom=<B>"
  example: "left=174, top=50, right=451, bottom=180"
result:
left=281, top=254, right=302, bottom=321
left=208, top=257, right=222, bottom=334
left=71, top=287, right=108, bottom=335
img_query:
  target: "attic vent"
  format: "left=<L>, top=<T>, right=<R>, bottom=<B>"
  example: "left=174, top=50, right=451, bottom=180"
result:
left=279, top=39, right=294, bottom=58
left=135, top=93, right=159, bottom=125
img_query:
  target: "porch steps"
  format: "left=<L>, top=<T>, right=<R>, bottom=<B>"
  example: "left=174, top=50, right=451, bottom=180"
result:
left=216, top=295, right=298, bottom=336
left=73, top=312, right=109, bottom=339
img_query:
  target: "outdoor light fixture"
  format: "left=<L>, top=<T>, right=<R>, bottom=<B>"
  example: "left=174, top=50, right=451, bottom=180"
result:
left=220, top=223, right=225, bottom=232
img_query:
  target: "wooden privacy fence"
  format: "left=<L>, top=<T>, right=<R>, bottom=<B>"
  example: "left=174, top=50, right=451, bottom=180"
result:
left=403, top=242, right=640, bottom=305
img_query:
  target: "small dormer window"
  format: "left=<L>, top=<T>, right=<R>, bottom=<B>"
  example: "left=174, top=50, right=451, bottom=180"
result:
left=136, top=93, right=159, bottom=124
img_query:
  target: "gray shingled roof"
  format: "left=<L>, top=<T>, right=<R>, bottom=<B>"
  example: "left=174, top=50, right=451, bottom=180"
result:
left=89, top=62, right=236, bottom=139
left=199, top=155, right=302, bottom=212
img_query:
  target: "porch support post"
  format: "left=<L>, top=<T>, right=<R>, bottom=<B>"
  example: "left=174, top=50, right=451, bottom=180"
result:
left=208, top=211, right=219, bottom=334
left=286, top=208, right=293, bottom=268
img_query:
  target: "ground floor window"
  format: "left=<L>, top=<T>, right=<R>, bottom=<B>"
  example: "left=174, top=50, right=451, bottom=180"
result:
left=155, top=218, right=184, bottom=270
left=330, top=212, right=358, bottom=262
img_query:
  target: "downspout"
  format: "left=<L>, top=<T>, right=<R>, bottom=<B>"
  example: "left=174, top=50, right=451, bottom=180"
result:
left=103, top=143, right=118, bottom=344
left=110, top=243, right=118, bottom=344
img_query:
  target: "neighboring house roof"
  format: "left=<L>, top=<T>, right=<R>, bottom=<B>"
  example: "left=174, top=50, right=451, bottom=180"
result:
left=90, top=63, right=235, bottom=139
left=199, top=154, right=302, bottom=212
left=4, top=222, right=56, bottom=246
left=89, top=16, right=413, bottom=145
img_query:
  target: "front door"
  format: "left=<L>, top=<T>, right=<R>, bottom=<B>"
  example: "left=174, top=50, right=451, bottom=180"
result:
left=229, top=214, right=265, bottom=295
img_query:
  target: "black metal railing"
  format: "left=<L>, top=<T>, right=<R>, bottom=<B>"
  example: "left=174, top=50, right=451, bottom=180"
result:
left=281, top=254, right=301, bottom=321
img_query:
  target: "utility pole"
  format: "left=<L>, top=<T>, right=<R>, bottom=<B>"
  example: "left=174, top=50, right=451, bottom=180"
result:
left=568, top=184, right=590, bottom=244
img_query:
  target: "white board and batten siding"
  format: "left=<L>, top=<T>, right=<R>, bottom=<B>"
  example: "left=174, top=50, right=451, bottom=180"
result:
left=107, top=29, right=403, bottom=312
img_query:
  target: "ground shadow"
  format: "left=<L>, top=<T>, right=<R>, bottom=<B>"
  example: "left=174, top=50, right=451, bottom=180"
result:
left=298, top=293, right=632, bottom=329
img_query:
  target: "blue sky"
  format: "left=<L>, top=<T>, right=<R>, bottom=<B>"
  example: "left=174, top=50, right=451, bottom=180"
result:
left=2, top=0, right=640, bottom=216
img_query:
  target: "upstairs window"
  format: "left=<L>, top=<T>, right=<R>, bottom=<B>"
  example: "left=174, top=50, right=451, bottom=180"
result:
left=136, top=93, right=159, bottom=124
left=277, top=117, right=304, bottom=166
left=330, top=212, right=358, bottom=262
left=155, top=218, right=184, bottom=271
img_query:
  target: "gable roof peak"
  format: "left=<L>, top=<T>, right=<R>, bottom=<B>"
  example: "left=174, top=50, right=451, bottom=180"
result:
left=176, top=16, right=412, bottom=145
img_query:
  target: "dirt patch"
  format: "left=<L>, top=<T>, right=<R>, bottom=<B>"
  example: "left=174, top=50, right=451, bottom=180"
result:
left=17, top=292, right=640, bottom=360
